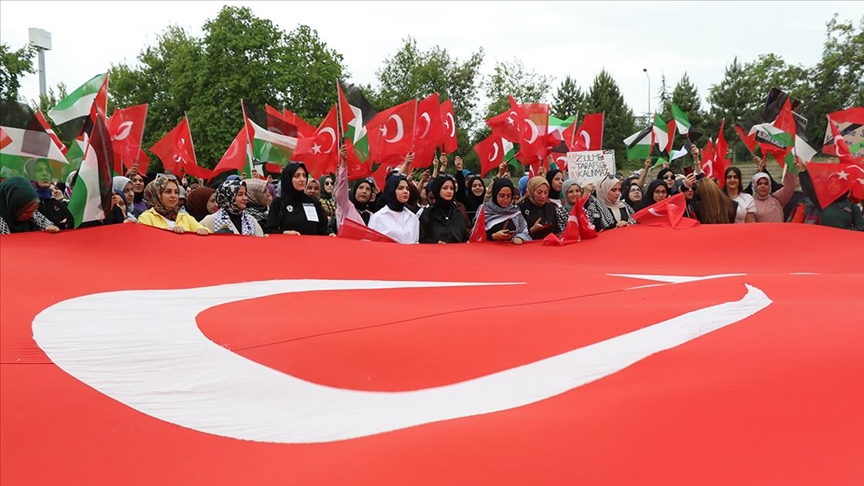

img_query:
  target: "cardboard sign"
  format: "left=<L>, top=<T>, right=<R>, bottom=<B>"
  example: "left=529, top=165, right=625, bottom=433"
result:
left=567, top=150, right=616, bottom=186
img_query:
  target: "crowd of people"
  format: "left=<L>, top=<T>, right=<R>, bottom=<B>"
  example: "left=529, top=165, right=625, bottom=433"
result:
left=1, top=144, right=861, bottom=238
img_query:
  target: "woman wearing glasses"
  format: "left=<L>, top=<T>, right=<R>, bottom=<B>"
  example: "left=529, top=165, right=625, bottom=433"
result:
left=656, top=168, right=679, bottom=194
left=637, top=179, right=669, bottom=211
left=482, top=178, right=530, bottom=244
left=318, top=174, right=336, bottom=224
left=584, top=175, right=636, bottom=231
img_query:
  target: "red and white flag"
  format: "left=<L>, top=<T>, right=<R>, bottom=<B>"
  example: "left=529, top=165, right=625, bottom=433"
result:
left=294, top=104, right=340, bottom=178
left=439, top=99, right=458, bottom=154
left=366, top=100, right=416, bottom=161
left=149, top=118, right=210, bottom=178
left=413, top=93, right=443, bottom=168
left=107, top=104, right=148, bottom=174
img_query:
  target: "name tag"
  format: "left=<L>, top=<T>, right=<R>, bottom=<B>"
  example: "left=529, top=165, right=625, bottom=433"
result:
left=303, top=204, right=319, bottom=222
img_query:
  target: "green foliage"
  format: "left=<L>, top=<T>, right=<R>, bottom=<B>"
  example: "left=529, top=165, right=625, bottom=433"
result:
left=706, top=57, right=756, bottom=161
left=482, top=58, right=553, bottom=120
left=551, top=75, right=588, bottom=120
left=0, top=43, right=35, bottom=101
left=656, top=73, right=672, bottom=119
left=671, top=73, right=706, bottom=146
left=30, top=82, right=67, bottom=114
left=584, top=69, right=636, bottom=169
left=798, top=14, right=864, bottom=147
left=370, top=36, right=484, bottom=169
left=108, top=6, right=346, bottom=173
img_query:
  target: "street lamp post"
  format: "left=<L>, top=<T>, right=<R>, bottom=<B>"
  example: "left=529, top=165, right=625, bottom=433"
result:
left=28, top=28, right=52, bottom=98
left=643, top=68, right=651, bottom=125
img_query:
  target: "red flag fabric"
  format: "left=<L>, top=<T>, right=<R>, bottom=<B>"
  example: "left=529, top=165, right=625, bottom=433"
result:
left=134, top=147, right=151, bottom=175
left=828, top=119, right=862, bottom=165
left=734, top=124, right=758, bottom=155
left=468, top=207, right=486, bottom=242
left=569, top=113, right=605, bottom=151
left=486, top=97, right=526, bottom=143
left=2, top=223, right=862, bottom=485
left=827, top=107, right=864, bottom=126
left=473, top=135, right=505, bottom=177
left=337, top=217, right=397, bottom=242
left=439, top=99, right=458, bottom=154
left=149, top=118, right=208, bottom=178
left=413, top=94, right=443, bottom=168
left=805, top=161, right=864, bottom=208
left=212, top=127, right=249, bottom=177
left=632, top=192, right=700, bottom=229
left=516, top=101, right=549, bottom=160
left=337, top=82, right=356, bottom=136
left=345, top=138, right=372, bottom=181
left=294, top=105, right=340, bottom=178
left=35, top=110, right=68, bottom=155
left=366, top=100, right=416, bottom=161
left=87, top=74, right=109, bottom=122
left=370, top=162, right=391, bottom=196
left=107, top=104, right=148, bottom=174
left=0, top=127, right=11, bottom=150
left=282, top=108, right=317, bottom=138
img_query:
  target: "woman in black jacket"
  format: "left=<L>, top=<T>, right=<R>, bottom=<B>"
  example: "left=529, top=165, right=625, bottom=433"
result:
left=419, top=174, right=467, bottom=244
left=266, top=162, right=330, bottom=236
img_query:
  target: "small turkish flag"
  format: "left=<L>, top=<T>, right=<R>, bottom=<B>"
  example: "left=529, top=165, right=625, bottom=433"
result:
left=366, top=100, right=416, bottom=161
left=439, top=99, right=458, bottom=154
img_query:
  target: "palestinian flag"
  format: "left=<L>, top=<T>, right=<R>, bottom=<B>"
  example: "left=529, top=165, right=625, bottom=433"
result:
left=671, top=103, right=691, bottom=135
left=241, top=101, right=297, bottom=166
left=651, top=114, right=671, bottom=155
left=624, top=126, right=652, bottom=162
left=337, top=80, right=377, bottom=163
left=67, top=115, right=114, bottom=228
left=47, top=73, right=108, bottom=142
left=0, top=100, right=69, bottom=179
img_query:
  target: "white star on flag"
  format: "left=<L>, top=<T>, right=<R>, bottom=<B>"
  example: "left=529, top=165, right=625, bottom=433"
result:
left=837, top=170, right=849, bottom=180
left=311, top=143, right=321, bottom=155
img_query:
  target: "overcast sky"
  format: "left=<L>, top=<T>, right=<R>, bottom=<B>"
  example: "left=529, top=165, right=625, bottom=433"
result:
left=2, top=1, right=861, bottom=119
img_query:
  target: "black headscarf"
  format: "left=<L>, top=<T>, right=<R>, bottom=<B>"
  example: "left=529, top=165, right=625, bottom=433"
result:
left=640, top=179, right=669, bottom=210
left=279, top=162, right=308, bottom=208
left=546, top=169, right=562, bottom=200
left=350, top=178, right=376, bottom=217
left=383, top=174, right=408, bottom=212
left=463, top=175, right=486, bottom=213
left=428, top=174, right=457, bottom=210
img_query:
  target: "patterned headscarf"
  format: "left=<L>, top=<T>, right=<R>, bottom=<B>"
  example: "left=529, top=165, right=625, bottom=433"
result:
left=242, top=178, right=270, bottom=223
left=143, top=174, right=181, bottom=220
left=215, top=179, right=244, bottom=215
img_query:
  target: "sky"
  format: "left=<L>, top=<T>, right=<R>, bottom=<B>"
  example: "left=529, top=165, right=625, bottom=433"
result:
left=1, top=1, right=862, bottom=121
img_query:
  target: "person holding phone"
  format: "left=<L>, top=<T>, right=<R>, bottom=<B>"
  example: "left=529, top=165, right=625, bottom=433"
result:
left=481, top=178, right=530, bottom=244
left=517, top=176, right=558, bottom=240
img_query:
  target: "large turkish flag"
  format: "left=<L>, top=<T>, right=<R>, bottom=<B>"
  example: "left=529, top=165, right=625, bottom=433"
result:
left=1, top=224, right=862, bottom=485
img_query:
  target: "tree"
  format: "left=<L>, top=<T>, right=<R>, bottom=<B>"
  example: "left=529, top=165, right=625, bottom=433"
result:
left=671, top=73, right=706, bottom=146
left=482, top=58, right=553, bottom=120
left=551, top=75, right=587, bottom=120
left=0, top=43, right=35, bottom=102
left=108, top=6, right=347, bottom=173
left=31, top=83, right=67, bottom=114
left=371, top=36, right=484, bottom=168
left=706, top=57, right=757, bottom=161
left=584, top=69, right=636, bottom=170
left=799, top=14, right=864, bottom=148
left=656, top=72, right=672, bottom=119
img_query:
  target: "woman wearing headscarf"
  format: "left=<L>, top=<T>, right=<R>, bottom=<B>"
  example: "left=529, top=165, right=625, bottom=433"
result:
left=517, top=176, right=558, bottom=239
left=0, top=176, right=61, bottom=234
left=637, top=179, right=670, bottom=211
left=555, top=179, right=582, bottom=234
left=266, top=162, right=329, bottom=235
left=185, top=186, right=217, bottom=222
left=483, top=178, right=530, bottom=244
left=138, top=175, right=209, bottom=235
left=457, top=174, right=486, bottom=224
left=26, top=159, right=70, bottom=229
left=348, top=178, right=376, bottom=225
left=112, top=176, right=136, bottom=210
left=674, top=177, right=697, bottom=219
left=318, top=173, right=337, bottom=222
left=656, top=167, right=678, bottom=194
left=242, top=178, right=272, bottom=229
left=125, top=169, right=149, bottom=218
left=419, top=174, right=468, bottom=244
left=584, top=175, right=635, bottom=231
left=546, top=169, right=565, bottom=207
left=201, top=179, right=263, bottom=236
left=368, top=174, right=420, bottom=244
left=622, top=177, right=643, bottom=209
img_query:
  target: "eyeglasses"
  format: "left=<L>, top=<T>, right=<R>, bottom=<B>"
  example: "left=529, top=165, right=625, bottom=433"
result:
left=663, top=175, right=676, bottom=180
left=682, top=186, right=694, bottom=192
left=324, top=181, right=333, bottom=186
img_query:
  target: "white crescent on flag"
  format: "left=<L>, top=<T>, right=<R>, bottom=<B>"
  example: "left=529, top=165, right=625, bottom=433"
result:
left=446, top=112, right=456, bottom=137
left=33, top=277, right=771, bottom=444
left=579, top=129, right=591, bottom=149
left=524, top=119, right=539, bottom=143
left=418, top=113, right=431, bottom=139
left=318, top=127, right=337, bottom=153
left=649, top=208, right=664, bottom=217
left=113, top=121, right=134, bottom=141
left=384, top=115, right=404, bottom=143
left=489, top=142, right=499, bottom=161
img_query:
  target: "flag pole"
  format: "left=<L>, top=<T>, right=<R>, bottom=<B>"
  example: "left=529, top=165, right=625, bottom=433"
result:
left=183, top=111, right=197, bottom=180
